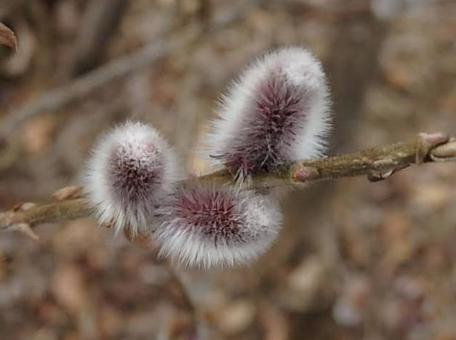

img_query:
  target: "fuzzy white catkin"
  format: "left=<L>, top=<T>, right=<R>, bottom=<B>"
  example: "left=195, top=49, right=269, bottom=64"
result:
left=154, top=186, right=282, bottom=269
left=205, top=47, right=331, bottom=179
left=84, top=121, right=178, bottom=236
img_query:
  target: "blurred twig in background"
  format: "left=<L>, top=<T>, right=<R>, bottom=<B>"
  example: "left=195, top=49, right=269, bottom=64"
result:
left=0, top=0, right=261, bottom=138
left=62, top=0, right=129, bottom=78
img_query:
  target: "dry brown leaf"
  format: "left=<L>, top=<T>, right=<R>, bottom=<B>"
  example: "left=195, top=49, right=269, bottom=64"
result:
left=0, top=22, right=17, bottom=50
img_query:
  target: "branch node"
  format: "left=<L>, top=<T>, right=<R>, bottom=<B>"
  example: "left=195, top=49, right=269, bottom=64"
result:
left=430, top=138, right=456, bottom=162
left=291, top=166, right=320, bottom=183
left=52, top=186, right=83, bottom=201
left=367, top=169, right=394, bottom=182
left=416, top=132, right=449, bottom=164
left=13, top=202, right=37, bottom=212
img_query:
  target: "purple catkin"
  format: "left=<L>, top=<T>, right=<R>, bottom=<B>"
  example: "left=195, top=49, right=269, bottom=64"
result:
left=154, top=186, right=282, bottom=268
left=223, top=69, right=310, bottom=176
left=206, top=47, right=331, bottom=180
left=109, top=141, right=164, bottom=206
left=85, top=121, right=178, bottom=235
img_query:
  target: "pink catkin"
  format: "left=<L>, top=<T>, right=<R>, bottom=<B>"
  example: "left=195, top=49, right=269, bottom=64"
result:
left=85, top=122, right=178, bottom=235
left=206, top=47, right=331, bottom=180
left=155, top=186, right=282, bottom=268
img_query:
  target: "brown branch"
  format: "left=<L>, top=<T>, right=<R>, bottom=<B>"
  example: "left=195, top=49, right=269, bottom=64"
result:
left=1, top=132, right=455, bottom=233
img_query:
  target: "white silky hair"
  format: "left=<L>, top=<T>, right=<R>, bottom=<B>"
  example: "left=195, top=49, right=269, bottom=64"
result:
left=204, top=46, right=331, bottom=172
left=154, top=187, right=283, bottom=269
left=84, top=121, right=179, bottom=235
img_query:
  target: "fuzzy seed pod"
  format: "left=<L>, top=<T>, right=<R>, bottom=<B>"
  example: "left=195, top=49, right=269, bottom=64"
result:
left=85, top=121, right=178, bottom=235
left=154, top=186, right=282, bottom=268
left=206, top=47, right=331, bottom=179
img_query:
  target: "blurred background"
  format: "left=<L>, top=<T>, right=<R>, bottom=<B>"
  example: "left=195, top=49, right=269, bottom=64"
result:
left=0, top=0, right=455, bottom=339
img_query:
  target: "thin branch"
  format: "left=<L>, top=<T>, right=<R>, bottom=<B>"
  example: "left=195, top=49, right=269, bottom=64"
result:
left=1, top=132, right=455, bottom=232
left=0, top=39, right=174, bottom=135
left=1, top=198, right=91, bottom=229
